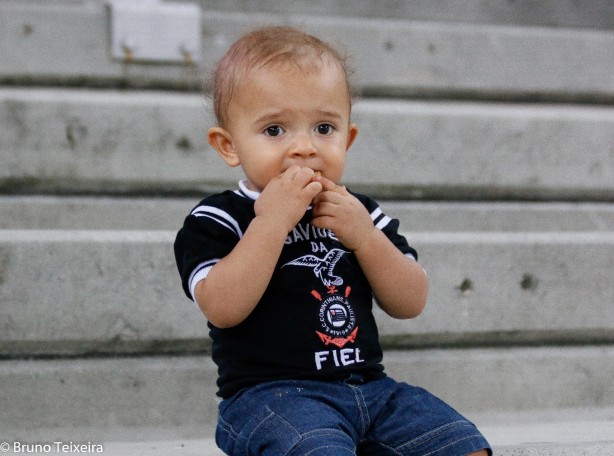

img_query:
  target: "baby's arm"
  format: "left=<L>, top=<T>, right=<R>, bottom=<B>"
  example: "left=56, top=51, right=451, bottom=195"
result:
left=194, top=167, right=322, bottom=328
left=311, top=177, right=428, bottom=319
left=352, top=226, right=428, bottom=319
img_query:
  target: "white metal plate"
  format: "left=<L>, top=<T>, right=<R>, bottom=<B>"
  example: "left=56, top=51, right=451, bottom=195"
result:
left=107, top=0, right=201, bottom=64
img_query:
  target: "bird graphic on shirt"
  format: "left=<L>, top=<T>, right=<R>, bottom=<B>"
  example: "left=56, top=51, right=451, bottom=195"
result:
left=282, top=248, right=348, bottom=286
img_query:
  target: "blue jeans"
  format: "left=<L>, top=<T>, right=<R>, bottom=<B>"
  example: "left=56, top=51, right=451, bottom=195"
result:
left=216, top=376, right=491, bottom=455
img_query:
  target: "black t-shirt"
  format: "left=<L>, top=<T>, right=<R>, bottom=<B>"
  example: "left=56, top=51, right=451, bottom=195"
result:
left=174, top=182, right=418, bottom=399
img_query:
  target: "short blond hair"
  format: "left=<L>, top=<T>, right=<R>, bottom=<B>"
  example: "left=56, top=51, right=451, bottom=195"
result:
left=210, top=26, right=353, bottom=128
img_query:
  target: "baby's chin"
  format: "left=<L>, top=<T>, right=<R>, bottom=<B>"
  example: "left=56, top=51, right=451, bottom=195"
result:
left=243, top=180, right=263, bottom=192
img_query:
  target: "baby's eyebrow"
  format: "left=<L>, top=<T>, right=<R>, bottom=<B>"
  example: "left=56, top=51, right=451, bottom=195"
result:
left=254, top=109, right=344, bottom=126
left=254, top=111, right=288, bottom=125
left=316, top=110, right=343, bottom=121
left=253, top=111, right=285, bottom=125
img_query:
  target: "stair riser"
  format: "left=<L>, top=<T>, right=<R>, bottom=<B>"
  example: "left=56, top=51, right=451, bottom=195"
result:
left=1, top=231, right=613, bottom=356
left=3, top=90, right=614, bottom=199
left=2, top=347, right=613, bottom=436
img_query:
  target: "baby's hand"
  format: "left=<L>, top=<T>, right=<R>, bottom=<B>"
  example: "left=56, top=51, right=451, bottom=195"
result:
left=255, top=166, right=322, bottom=232
left=311, top=176, right=375, bottom=251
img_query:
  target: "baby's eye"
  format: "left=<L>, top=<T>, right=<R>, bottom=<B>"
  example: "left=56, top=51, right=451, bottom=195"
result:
left=316, top=123, right=335, bottom=135
left=264, top=125, right=284, bottom=137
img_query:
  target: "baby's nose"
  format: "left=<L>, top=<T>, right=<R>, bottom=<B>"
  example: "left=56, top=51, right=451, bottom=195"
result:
left=289, top=133, right=318, bottom=157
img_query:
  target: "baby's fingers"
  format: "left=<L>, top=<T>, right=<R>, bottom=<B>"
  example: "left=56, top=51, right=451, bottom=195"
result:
left=304, top=180, right=323, bottom=201
left=313, top=174, right=347, bottom=194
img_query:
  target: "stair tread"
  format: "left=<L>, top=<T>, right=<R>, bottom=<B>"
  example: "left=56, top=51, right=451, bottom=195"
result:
left=2, top=196, right=614, bottom=231
left=4, top=408, right=614, bottom=455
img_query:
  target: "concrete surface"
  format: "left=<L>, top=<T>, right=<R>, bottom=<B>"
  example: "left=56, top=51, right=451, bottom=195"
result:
left=2, top=196, right=614, bottom=232
left=2, top=348, right=614, bottom=434
left=183, top=0, right=614, bottom=30
left=477, top=407, right=614, bottom=455
left=2, top=5, right=614, bottom=100
left=2, top=89, right=614, bottom=199
left=2, top=438, right=614, bottom=456
left=1, top=229, right=614, bottom=355
left=2, top=408, right=614, bottom=455
left=1, top=3, right=613, bottom=454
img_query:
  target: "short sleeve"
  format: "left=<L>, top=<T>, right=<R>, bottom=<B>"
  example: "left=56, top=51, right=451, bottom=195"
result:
left=352, top=192, right=418, bottom=261
left=174, top=194, right=251, bottom=301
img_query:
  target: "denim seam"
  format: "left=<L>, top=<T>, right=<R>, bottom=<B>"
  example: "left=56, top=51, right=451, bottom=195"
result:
left=368, top=439, right=403, bottom=456
left=303, top=444, right=356, bottom=456
left=421, top=434, right=488, bottom=456
left=300, top=428, right=350, bottom=439
left=244, top=409, right=301, bottom=455
left=243, top=410, right=272, bottom=455
left=218, top=414, right=239, bottom=440
left=289, top=428, right=354, bottom=456
left=396, top=420, right=475, bottom=452
left=348, top=384, right=370, bottom=436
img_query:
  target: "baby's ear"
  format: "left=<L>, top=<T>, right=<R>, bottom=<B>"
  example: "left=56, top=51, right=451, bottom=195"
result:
left=208, top=127, right=240, bottom=167
left=346, top=123, right=359, bottom=151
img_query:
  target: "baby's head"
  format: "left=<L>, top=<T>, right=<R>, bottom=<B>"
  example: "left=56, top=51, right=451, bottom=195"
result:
left=211, top=26, right=353, bottom=129
left=207, top=26, right=359, bottom=191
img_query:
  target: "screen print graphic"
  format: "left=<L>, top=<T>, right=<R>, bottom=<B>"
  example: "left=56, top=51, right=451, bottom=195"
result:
left=282, top=247, right=364, bottom=371
left=282, top=248, right=346, bottom=286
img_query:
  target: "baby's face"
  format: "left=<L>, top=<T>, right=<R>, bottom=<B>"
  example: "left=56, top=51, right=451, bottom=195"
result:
left=223, top=62, right=357, bottom=192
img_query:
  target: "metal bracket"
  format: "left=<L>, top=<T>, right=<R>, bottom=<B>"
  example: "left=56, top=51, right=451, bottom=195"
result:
left=107, top=0, right=201, bottom=64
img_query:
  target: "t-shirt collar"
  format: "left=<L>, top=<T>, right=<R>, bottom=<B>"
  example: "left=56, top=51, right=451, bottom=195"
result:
left=237, top=179, right=261, bottom=201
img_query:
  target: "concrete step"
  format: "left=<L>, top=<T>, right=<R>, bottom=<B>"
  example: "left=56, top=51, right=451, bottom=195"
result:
left=1, top=348, right=613, bottom=435
left=4, top=409, right=614, bottom=455
left=1, top=5, right=613, bottom=101
left=187, top=0, right=614, bottom=30
left=2, top=196, right=614, bottom=232
left=2, top=88, right=614, bottom=199
left=2, top=438, right=614, bottom=456
left=477, top=407, right=614, bottom=455
left=1, top=228, right=613, bottom=356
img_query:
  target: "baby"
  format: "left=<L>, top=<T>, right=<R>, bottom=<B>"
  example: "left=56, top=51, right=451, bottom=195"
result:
left=174, top=26, right=491, bottom=456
